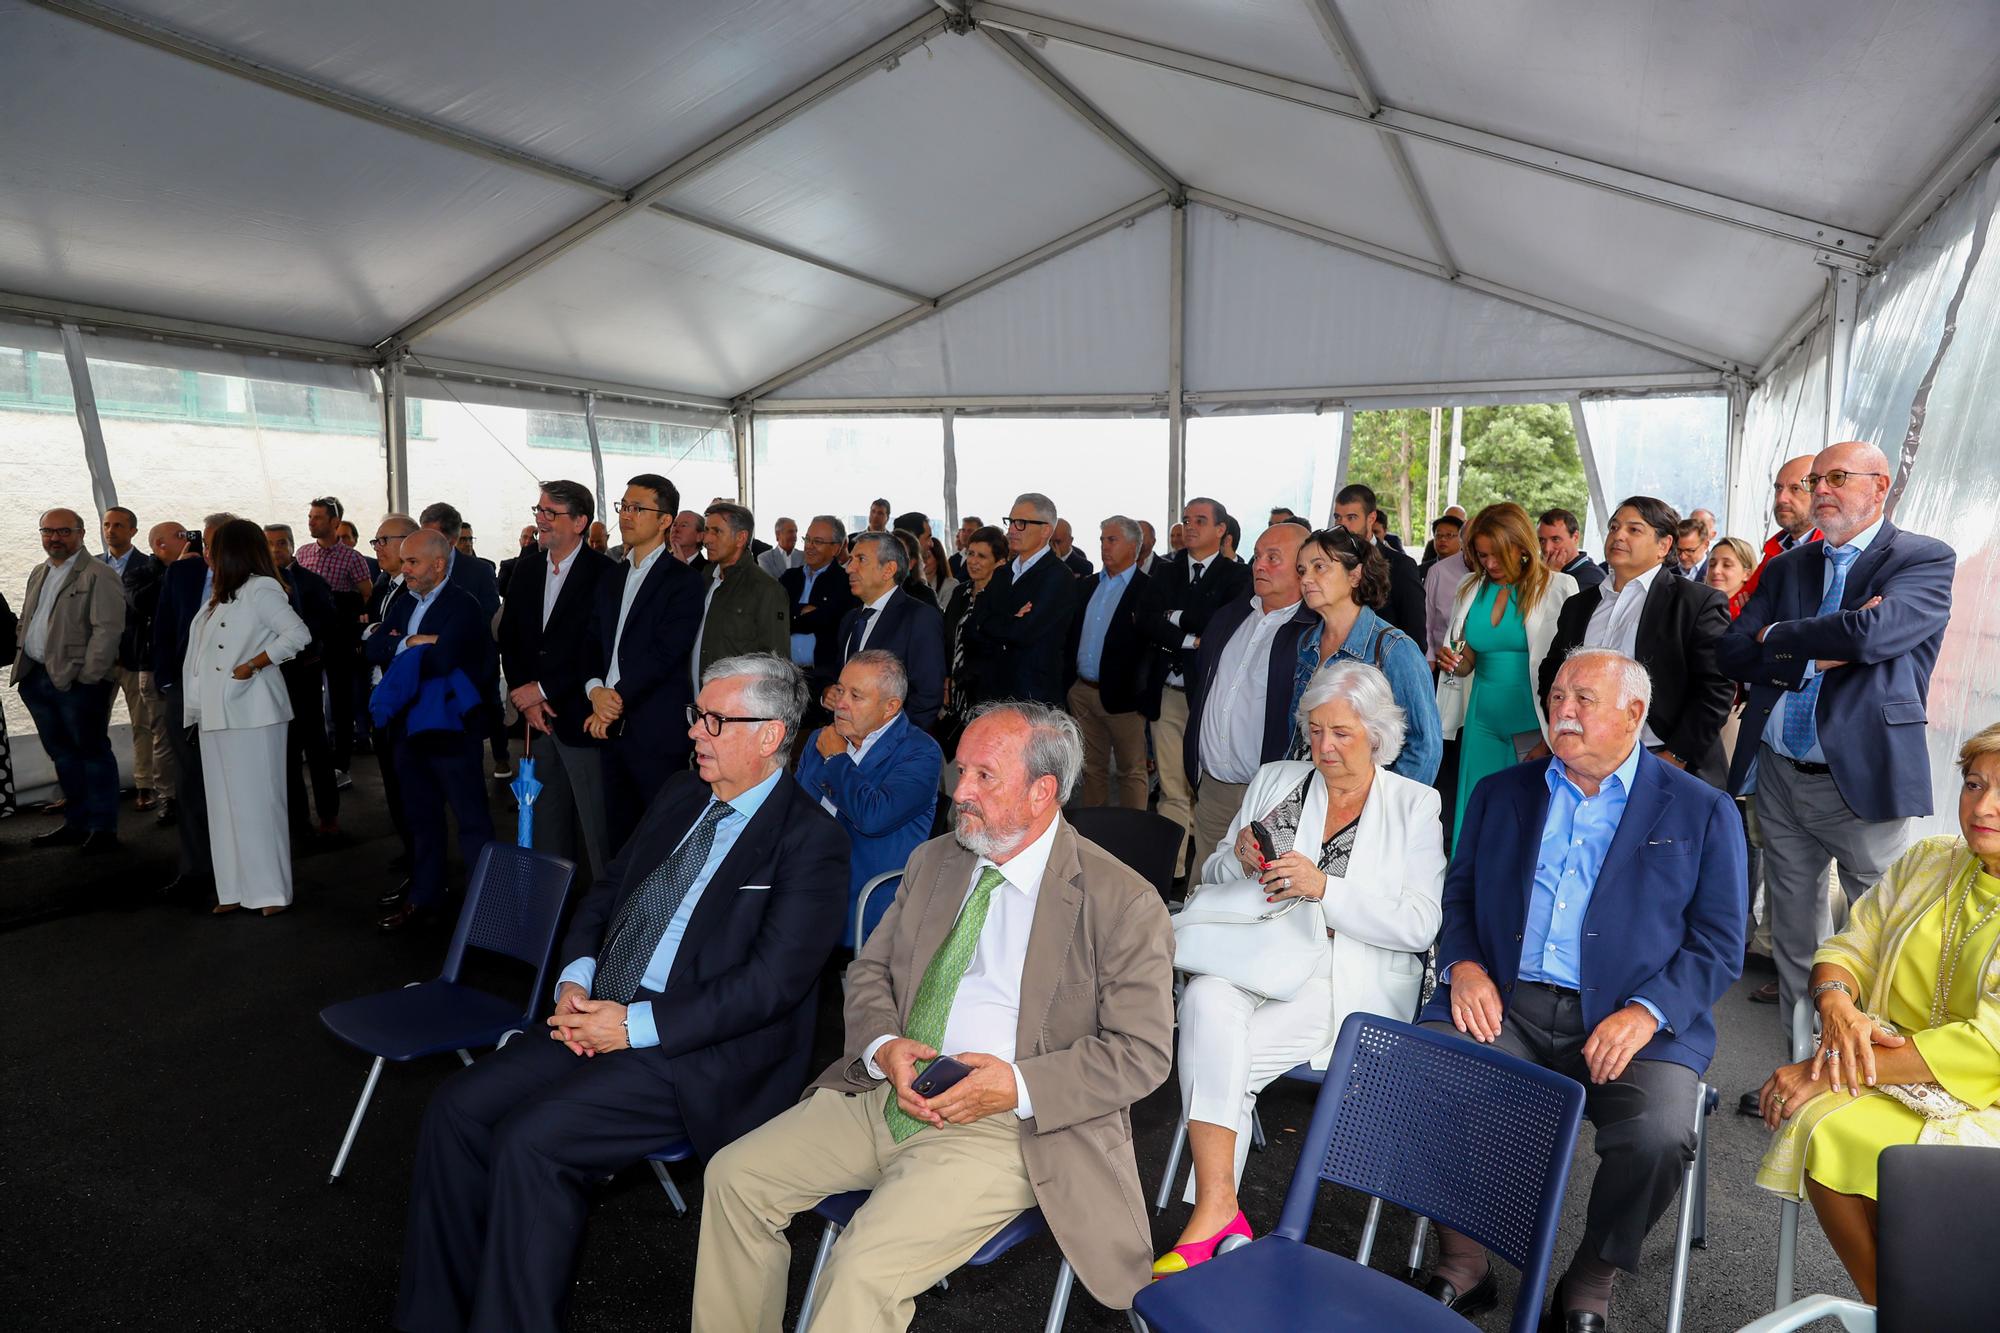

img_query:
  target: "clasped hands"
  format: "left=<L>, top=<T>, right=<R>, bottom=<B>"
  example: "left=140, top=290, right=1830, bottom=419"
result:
left=1448, top=964, right=1657, bottom=1084
left=877, top=1037, right=1017, bottom=1128
left=547, top=980, right=629, bottom=1056
left=509, top=681, right=555, bottom=735
left=584, top=685, right=624, bottom=740
left=1757, top=993, right=1906, bottom=1128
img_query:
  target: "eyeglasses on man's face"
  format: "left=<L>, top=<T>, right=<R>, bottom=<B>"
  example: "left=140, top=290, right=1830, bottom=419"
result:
left=39, top=527, right=78, bottom=538
left=1805, top=470, right=1887, bottom=490
left=369, top=533, right=409, bottom=548
left=529, top=505, right=577, bottom=520
left=686, top=705, right=777, bottom=736
left=1006, top=518, right=1050, bottom=531
left=803, top=535, right=844, bottom=548
left=614, top=501, right=668, bottom=516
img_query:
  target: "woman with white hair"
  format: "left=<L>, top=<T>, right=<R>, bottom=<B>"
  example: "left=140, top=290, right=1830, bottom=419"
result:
left=1155, top=660, right=1447, bottom=1277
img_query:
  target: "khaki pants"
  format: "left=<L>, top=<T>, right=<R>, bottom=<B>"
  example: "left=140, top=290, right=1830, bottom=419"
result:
left=1191, top=773, right=1251, bottom=872
left=694, top=1084, right=1036, bottom=1333
left=1068, top=680, right=1148, bottom=810
left=1149, top=686, right=1194, bottom=872
left=115, top=665, right=170, bottom=795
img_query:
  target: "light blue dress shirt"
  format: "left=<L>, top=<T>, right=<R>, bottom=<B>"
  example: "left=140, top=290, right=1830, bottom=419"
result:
left=1519, top=743, right=1666, bottom=1029
left=790, top=564, right=826, bottom=668
left=1757, top=514, right=1883, bottom=764
left=101, top=549, right=133, bottom=576
left=1075, top=564, right=1134, bottom=681
left=556, top=768, right=783, bottom=1048
left=396, top=580, right=445, bottom=653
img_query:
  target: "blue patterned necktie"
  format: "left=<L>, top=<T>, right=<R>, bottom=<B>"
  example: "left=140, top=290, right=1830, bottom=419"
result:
left=847, top=607, right=876, bottom=657
left=1781, top=544, right=1860, bottom=758
left=593, top=801, right=735, bottom=1003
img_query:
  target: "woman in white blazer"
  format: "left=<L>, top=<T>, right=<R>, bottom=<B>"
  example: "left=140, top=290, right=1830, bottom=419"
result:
left=1434, top=502, right=1576, bottom=849
left=181, top=520, right=311, bottom=915
left=1155, top=660, right=1446, bottom=1278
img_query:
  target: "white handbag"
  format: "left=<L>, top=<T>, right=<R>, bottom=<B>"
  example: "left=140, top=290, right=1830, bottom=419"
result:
left=1171, top=878, right=1330, bottom=1001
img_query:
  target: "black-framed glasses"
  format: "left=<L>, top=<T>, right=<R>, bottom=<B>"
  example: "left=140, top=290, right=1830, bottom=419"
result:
left=614, top=501, right=667, bottom=516
left=1006, top=518, right=1050, bottom=530
left=39, top=526, right=78, bottom=538
left=368, top=533, right=409, bottom=548
left=1805, top=470, right=1887, bottom=490
left=686, top=705, right=777, bottom=736
left=528, top=504, right=576, bottom=520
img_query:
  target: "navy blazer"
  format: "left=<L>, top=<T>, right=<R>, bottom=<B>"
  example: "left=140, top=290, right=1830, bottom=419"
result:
left=960, top=551, right=1081, bottom=707
left=795, top=711, right=942, bottom=945
left=446, top=548, right=501, bottom=621
left=497, top=545, right=615, bottom=748
left=585, top=550, right=706, bottom=773
left=150, top=558, right=209, bottom=692
left=280, top=561, right=337, bottom=664
left=1135, top=554, right=1252, bottom=719
left=362, top=581, right=495, bottom=729
left=838, top=588, right=946, bottom=729
left=1420, top=749, right=1746, bottom=1073
left=782, top=561, right=860, bottom=688
left=557, top=770, right=849, bottom=1157
left=1062, top=566, right=1151, bottom=715
left=1715, top=520, right=1955, bottom=821
left=1182, top=597, right=1317, bottom=790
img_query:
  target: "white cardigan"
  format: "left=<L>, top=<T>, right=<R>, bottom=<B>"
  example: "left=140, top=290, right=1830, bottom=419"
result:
left=181, top=574, right=312, bottom=731
left=1198, top=760, right=1447, bottom=1067
left=1435, top=567, right=1577, bottom=739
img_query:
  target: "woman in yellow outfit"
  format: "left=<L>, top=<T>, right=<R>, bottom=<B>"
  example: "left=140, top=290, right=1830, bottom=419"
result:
left=1755, top=721, right=2000, bottom=1301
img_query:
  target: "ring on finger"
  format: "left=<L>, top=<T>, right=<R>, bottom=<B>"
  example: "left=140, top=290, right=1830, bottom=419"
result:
left=1826, top=1049, right=1841, bottom=1060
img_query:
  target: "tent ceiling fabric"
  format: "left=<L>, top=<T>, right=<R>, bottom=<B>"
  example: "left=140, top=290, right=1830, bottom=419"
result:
left=2, top=0, right=1996, bottom=403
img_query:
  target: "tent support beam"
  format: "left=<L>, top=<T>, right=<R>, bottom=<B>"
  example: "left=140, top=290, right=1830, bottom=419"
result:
left=1186, top=371, right=1725, bottom=407
left=385, top=11, right=952, bottom=348
left=754, top=394, right=1165, bottom=414
left=643, top=204, right=933, bottom=306
left=941, top=407, right=960, bottom=536
left=977, top=30, right=1184, bottom=203
left=1191, top=192, right=1745, bottom=374
left=1168, top=204, right=1188, bottom=518
left=57, top=323, right=119, bottom=524
left=404, top=355, right=732, bottom=414
left=0, top=289, right=378, bottom=363
left=971, top=3, right=1876, bottom=257
left=384, top=357, right=410, bottom=514
left=739, top=192, right=1171, bottom=401
left=1823, top=265, right=1860, bottom=443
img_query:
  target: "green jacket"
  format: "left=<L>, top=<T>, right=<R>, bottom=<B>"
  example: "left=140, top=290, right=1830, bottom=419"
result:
left=698, top=557, right=792, bottom=674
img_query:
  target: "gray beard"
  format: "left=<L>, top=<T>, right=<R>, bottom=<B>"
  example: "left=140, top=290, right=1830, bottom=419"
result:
left=952, top=806, right=1028, bottom=861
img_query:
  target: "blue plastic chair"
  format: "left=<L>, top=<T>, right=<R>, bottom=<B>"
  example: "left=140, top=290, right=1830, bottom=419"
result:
left=1133, top=1013, right=1585, bottom=1333
left=645, top=1139, right=696, bottom=1216
left=319, top=843, right=576, bottom=1182
left=793, top=1190, right=1076, bottom=1333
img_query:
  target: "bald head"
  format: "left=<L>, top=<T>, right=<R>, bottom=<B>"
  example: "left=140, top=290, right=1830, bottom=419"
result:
left=1811, top=440, right=1892, bottom=545
left=38, top=508, right=84, bottom=562
left=148, top=520, right=191, bottom=564
left=400, top=527, right=451, bottom=593
left=1772, top=453, right=1817, bottom=538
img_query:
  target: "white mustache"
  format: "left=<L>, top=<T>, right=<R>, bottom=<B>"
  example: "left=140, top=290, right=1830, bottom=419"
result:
left=1551, top=720, right=1585, bottom=738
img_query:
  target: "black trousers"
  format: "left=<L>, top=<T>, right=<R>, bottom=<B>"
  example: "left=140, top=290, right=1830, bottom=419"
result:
left=160, top=687, right=211, bottom=879
left=1426, top=984, right=1698, bottom=1272
left=281, top=662, right=339, bottom=830
left=324, top=596, right=363, bottom=769
left=395, top=1032, right=686, bottom=1333
left=395, top=729, right=495, bottom=911
left=374, top=723, right=413, bottom=857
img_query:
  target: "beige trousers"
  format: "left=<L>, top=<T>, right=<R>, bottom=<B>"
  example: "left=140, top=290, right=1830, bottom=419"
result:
left=1068, top=680, right=1148, bottom=810
left=1191, top=774, right=1251, bottom=871
left=115, top=665, right=169, bottom=793
left=1149, top=686, right=1194, bottom=872
left=694, top=1084, right=1037, bottom=1333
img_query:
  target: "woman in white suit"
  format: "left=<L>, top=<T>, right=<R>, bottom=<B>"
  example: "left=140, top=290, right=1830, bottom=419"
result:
left=1155, top=660, right=1447, bottom=1277
left=182, top=519, right=312, bottom=915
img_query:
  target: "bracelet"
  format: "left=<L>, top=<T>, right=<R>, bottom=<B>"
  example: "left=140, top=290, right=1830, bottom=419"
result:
left=1812, top=979, right=1856, bottom=1006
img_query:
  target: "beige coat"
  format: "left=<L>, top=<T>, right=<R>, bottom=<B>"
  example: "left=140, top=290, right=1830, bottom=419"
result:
left=10, top=555, right=125, bottom=689
left=814, top=819, right=1177, bottom=1309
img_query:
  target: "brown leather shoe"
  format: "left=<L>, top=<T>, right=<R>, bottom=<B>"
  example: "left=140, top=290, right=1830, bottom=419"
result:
left=1749, top=981, right=1780, bottom=1004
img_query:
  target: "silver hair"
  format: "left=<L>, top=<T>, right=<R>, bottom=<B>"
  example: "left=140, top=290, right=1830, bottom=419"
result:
left=379, top=512, right=418, bottom=536
left=262, top=523, right=295, bottom=543
left=1100, top=514, right=1142, bottom=547
left=851, top=530, right=905, bottom=576
left=1559, top=646, right=1654, bottom=727
left=1013, top=492, right=1057, bottom=525
left=844, top=649, right=908, bottom=704
left=811, top=513, right=847, bottom=543
left=965, top=699, right=1084, bottom=804
left=701, top=653, right=808, bottom=740
left=202, top=511, right=237, bottom=530
left=1296, top=660, right=1406, bottom=767
left=704, top=501, right=754, bottom=538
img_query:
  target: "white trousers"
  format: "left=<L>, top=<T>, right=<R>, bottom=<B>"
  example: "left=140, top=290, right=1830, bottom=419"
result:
left=1176, top=970, right=1336, bottom=1200
left=199, top=723, right=293, bottom=909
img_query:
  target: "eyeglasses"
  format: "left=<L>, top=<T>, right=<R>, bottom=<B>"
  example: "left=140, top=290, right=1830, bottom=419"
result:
left=803, top=536, right=844, bottom=547
left=614, top=501, right=667, bottom=516
left=528, top=505, right=576, bottom=520
left=368, top=534, right=409, bottom=548
left=39, top=527, right=78, bottom=538
left=1804, top=470, right=1887, bottom=490
left=1006, top=518, right=1050, bottom=530
left=685, top=705, right=777, bottom=736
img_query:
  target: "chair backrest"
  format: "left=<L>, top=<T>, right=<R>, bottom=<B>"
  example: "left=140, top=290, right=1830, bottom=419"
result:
left=1067, top=806, right=1182, bottom=901
left=1878, top=1144, right=2000, bottom=1333
left=439, top=843, right=577, bottom=1008
left=1276, top=1014, right=1584, bottom=1333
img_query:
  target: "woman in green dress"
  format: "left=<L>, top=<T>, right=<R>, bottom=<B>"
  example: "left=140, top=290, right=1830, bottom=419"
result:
left=1757, top=722, right=2000, bottom=1302
left=1434, top=503, right=1577, bottom=851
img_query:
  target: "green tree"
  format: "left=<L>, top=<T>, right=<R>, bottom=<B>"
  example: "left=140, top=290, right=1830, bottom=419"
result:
left=1347, top=403, right=1586, bottom=540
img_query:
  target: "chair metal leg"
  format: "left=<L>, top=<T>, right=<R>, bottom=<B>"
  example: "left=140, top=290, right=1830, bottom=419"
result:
left=795, top=1221, right=841, bottom=1332
left=1776, top=1199, right=1801, bottom=1310
left=327, top=1056, right=385, bottom=1183
left=455, top=1048, right=474, bottom=1067
left=648, top=1159, right=688, bottom=1216
left=1665, top=1080, right=1708, bottom=1333
left=1356, top=1196, right=1383, bottom=1266
left=1153, top=1113, right=1189, bottom=1212
left=1044, top=1258, right=1075, bottom=1333
left=1692, top=1094, right=1712, bottom=1249
left=1249, top=1106, right=1267, bottom=1151
left=1127, top=1312, right=1149, bottom=1333
left=1406, top=1214, right=1430, bottom=1280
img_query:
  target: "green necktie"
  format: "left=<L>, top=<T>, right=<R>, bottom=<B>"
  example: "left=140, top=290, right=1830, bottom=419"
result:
left=884, top=866, right=1006, bottom=1142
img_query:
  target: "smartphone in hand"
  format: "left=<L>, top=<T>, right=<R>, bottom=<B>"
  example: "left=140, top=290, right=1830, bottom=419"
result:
left=1248, top=820, right=1279, bottom=868
left=911, top=1055, right=974, bottom=1098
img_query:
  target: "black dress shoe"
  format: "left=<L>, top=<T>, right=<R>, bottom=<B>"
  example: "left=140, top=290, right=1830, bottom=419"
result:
left=377, top=878, right=412, bottom=908
left=79, top=832, right=120, bottom=856
left=155, top=798, right=179, bottom=827
left=1540, top=1282, right=1609, bottom=1332
left=1420, top=1270, right=1498, bottom=1317
left=1738, top=1090, right=1763, bottom=1117
left=379, top=902, right=438, bottom=933
left=31, top=824, right=88, bottom=848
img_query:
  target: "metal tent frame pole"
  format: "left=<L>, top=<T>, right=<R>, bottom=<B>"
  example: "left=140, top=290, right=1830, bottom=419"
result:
left=1168, top=205, right=1188, bottom=521
left=583, top=392, right=609, bottom=523
left=1569, top=398, right=1610, bottom=544
left=384, top=356, right=410, bottom=514
left=941, top=407, right=960, bottom=536
left=57, top=322, right=118, bottom=528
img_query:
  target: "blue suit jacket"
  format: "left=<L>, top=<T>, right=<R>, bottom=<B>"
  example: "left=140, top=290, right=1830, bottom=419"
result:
left=794, top=711, right=942, bottom=945
left=1714, top=520, right=1955, bottom=820
left=362, top=582, right=495, bottom=734
left=837, top=588, right=946, bottom=729
left=585, top=551, right=706, bottom=782
left=446, top=548, right=501, bottom=620
left=1420, top=748, right=1746, bottom=1074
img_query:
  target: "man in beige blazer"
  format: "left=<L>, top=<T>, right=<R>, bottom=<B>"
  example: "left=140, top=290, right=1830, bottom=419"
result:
left=693, top=701, right=1176, bottom=1332
left=12, top=507, right=127, bottom=848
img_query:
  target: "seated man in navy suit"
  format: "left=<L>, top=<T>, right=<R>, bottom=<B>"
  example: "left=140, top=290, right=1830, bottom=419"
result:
left=1416, top=648, right=1744, bottom=1333
left=363, top=529, right=496, bottom=932
left=837, top=531, right=945, bottom=729
left=796, top=649, right=942, bottom=946
left=395, top=654, right=850, bottom=1333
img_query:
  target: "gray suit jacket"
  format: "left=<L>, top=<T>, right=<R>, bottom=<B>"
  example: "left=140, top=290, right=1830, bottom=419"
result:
left=813, top=820, right=1176, bottom=1308
left=11, top=556, right=126, bottom=689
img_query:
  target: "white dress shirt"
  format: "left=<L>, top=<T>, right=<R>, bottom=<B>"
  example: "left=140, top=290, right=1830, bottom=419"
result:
left=818, top=714, right=898, bottom=816
left=862, top=814, right=1062, bottom=1120
left=1582, top=562, right=1665, bottom=745
left=1166, top=551, right=1220, bottom=685
left=854, top=586, right=896, bottom=653
left=586, top=542, right=664, bottom=693
left=690, top=562, right=725, bottom=690
left=540, top=542, right=580, bottom=630
left=22, top=553, right=79, bottom=663
left=1198, top=596, right=1298, bottom=783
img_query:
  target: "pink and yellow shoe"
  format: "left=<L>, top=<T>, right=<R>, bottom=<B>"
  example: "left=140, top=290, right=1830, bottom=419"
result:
left=1151, top=1211, right=1253, bottom=1278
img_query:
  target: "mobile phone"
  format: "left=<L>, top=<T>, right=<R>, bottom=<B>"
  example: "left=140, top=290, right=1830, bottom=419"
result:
left=1248, top=820, right=1278, bottom=868
left=911, top=1055, right=974, bottom=1098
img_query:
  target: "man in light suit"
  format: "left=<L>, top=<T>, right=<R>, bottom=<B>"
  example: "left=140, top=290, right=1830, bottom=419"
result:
left=757, top=516, right=804, bottom=580
left=1716, top=440, right=1954, bottom=1087
left=694, top=700, right=1176, bottom=1332
left=396, top=656, right=850, bottom=1333
left=1416, top=649, right=1744, bottom=1332
left=838, top=531, right=945, bottom=730
left=796, top=650, right=942, bottom=946
left=13, top=507, right=126, bottom=851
